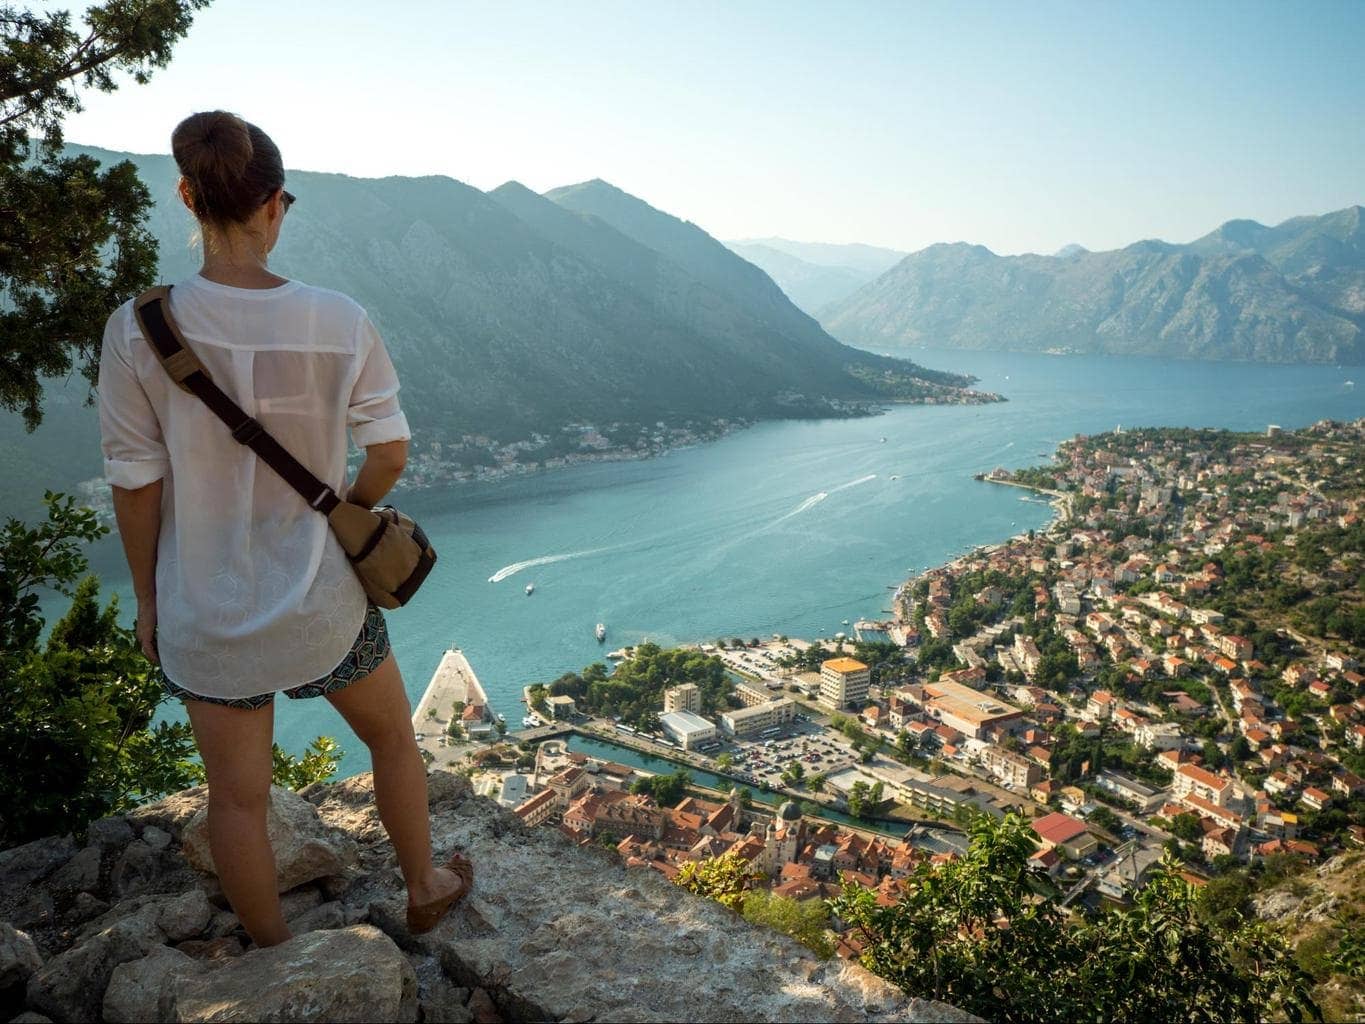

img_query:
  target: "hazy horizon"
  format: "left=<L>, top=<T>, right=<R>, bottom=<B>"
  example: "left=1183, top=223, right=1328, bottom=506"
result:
left=54, top=0, right=1365, bottom=256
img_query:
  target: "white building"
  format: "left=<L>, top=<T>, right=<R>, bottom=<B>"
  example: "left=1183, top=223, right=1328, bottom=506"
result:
left=659, top=710, right=717, bottom=750
left=1135, top=720, right=1184, bottom=751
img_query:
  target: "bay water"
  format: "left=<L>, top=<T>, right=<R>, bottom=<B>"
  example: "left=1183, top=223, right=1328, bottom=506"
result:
left=85, top=349, right=1362, bottom=775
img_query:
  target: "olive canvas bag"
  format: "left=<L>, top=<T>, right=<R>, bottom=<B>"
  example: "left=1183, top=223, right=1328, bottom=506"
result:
left=132, top=286, right=436, bottom=609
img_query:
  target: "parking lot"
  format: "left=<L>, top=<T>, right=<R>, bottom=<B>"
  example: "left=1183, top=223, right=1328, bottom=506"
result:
left=707, top=716, right=864, bottom=788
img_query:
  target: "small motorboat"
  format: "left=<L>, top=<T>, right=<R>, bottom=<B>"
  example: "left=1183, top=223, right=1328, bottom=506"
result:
left=595, top=623, right=607, bottom=642
left=525, top=583, right=535, bottom=596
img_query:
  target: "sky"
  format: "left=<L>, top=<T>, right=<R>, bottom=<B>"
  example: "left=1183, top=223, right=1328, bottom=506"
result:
left=53, top=0, right=1365, bottom=256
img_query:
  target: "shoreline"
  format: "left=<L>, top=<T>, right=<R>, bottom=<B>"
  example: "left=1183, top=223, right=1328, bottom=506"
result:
left=389, top=389, right=1006, bottom=502
left=893, top=462, right=1072, bottom=621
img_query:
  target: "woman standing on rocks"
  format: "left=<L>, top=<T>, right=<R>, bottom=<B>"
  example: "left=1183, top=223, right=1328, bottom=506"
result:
left=97, top=111, right=470, bottom=947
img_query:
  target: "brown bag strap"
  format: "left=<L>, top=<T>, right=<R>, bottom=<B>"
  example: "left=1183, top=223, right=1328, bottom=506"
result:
left=132, top=286, right=341, bottom=516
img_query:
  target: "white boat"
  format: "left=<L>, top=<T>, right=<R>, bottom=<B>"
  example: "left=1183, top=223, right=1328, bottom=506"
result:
left=595, top=622, right=607, bottom=642
left=521, top=716, right=539, bottom=728
left=889, top=475, right=899, bottom=480
left=879, top=437, right=887, bottom=443
left=525, top=583, right=535, bottom=595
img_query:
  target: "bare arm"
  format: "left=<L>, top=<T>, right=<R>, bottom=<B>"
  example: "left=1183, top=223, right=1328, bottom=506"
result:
left=347, top=439, right=408, bottom=508
left=111, top=480, right=163, bottom=663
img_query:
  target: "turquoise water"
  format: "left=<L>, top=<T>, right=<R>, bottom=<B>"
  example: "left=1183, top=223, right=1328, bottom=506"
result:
left=84, top=349, right=1361, bottom=774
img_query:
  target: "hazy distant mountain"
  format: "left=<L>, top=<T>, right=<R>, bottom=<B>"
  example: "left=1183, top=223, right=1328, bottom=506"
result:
left=732, top=238, right=907, bottom=277
left=823, top=207, right=1365, bottom=363
left=724, top=238, right=905, bottom=314
left=1, top=150, right=986, bottom=517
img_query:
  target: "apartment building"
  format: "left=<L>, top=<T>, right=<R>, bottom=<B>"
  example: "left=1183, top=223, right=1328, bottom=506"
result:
left=819, top=657, right=871, bottom=710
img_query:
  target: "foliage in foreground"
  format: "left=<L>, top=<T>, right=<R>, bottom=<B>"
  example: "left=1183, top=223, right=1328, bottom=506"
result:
left=674, top=850, right=833, bottom=956
left=0, top=495, right=200, bottom=844
left=0, top=495, right=340, bottom=848
left=831, top=814, right=1320, bottom=1023
left=1, top=0, right=208, bottom=427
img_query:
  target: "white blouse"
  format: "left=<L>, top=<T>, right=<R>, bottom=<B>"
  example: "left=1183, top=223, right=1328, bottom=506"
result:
left=98, top=274, right=410, bottom=700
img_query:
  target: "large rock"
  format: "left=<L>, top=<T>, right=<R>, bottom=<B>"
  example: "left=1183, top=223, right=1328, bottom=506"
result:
left=0, top=923, right=43, bottom=1017
left=156, top=890, right=214, bottom=943
left=104, top=946, right=202, bottom=1024
left=127, top=787, right=210, bottom=839
left=47, top=845, right=102, bottom=895
left=26, top=912, right=164, bottom=1021
left=111, top=840, right=162, bottom=898
left=0, top=924, right=42, bottom=990
left=182, top=787, right=356, bottom=893
left=170, top=925, right=417, bottom=1023
left=87, top=816, right=135, bottom=851
left=0, top=835, right=77, bottom=893
left=0, top=836, right=76, bottom=928
left=77, top=892, right=210, bottom=946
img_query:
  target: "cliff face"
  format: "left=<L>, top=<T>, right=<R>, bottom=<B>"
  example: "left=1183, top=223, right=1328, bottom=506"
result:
left=1, top=771, right=972, bottom=1023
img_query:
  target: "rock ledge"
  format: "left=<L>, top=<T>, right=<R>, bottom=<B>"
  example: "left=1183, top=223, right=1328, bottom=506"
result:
left=3, top=772, right=972, bottom=1023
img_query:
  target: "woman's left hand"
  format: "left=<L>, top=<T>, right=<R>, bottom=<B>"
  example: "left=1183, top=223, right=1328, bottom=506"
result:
left=136, top=601, right=159, bottom=664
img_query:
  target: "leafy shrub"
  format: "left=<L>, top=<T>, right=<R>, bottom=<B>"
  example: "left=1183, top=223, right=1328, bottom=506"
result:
left=830, top=814, right=1319, bottom=1022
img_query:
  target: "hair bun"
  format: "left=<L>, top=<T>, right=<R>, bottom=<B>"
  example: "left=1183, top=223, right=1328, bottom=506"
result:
left=174, top=111, right=252, bottom=183
left=171, top=110, right=283, bottom=225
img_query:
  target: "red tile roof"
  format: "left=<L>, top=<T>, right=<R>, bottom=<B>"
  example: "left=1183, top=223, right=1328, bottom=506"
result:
left=1031, top=812, right=1089, bottom=846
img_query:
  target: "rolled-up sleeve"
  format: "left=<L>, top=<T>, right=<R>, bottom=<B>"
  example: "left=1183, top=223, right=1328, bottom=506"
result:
left=98, top=308, right=169, bottom=489
left=348, top=315, right=410, bottom=448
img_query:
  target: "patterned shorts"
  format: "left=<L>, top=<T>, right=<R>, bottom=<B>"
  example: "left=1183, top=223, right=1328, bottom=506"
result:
left=161, top=603, right=391, bottom=710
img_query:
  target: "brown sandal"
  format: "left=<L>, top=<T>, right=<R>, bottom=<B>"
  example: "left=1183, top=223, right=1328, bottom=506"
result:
left=407, top=850, right=474, bottom=934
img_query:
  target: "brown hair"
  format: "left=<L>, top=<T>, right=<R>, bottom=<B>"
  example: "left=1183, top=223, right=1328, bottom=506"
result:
left=171, top=111, right=284, bottom=225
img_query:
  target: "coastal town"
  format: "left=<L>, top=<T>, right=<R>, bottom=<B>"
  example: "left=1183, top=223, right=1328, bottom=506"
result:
left=414, top=419, right=1365, bottom=962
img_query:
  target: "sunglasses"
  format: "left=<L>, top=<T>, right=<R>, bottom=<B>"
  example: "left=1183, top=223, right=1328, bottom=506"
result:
left=281, top=189, right=297, bottom=211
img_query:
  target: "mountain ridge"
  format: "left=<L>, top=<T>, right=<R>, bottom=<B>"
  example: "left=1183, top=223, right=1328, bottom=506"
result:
left=821, top=206, right=1365, bottom=363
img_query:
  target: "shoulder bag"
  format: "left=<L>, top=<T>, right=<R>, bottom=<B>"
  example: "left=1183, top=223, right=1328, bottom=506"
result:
left=132, top=285, right=436, bottom=609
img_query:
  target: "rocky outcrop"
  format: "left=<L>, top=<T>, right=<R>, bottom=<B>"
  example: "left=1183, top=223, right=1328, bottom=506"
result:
left=2, top=771, right=972, bottom=1023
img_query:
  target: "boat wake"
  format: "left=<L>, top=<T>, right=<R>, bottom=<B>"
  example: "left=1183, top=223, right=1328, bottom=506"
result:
left=771, top=491, right=828, bottom=526
left=767, top=474, right=877, bottom=528
left=488, top=548, right=609, bottom=583
left=829, top=473, right=878, bottom=493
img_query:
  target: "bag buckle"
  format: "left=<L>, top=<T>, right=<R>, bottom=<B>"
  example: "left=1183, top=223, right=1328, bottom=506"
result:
left=231, top=417, right=264, bottom=444
left=311, top=486, right=338, bottom=512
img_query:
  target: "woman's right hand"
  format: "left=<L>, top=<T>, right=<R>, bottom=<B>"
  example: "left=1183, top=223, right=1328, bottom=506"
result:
left=136, top=601, right=160, bottom=664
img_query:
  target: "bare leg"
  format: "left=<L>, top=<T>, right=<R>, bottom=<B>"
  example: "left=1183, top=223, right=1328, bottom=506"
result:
left=184, top=698, right=291, bottom=947
left=326, top=654, right=460, bottom=907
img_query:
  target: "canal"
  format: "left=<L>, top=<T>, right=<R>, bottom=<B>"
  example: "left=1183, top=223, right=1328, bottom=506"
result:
left=566, top=733, right=966, bottom=853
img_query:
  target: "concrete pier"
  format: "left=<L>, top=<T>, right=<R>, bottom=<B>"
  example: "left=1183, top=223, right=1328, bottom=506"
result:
left=412, top=648, right=491, bottom=767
